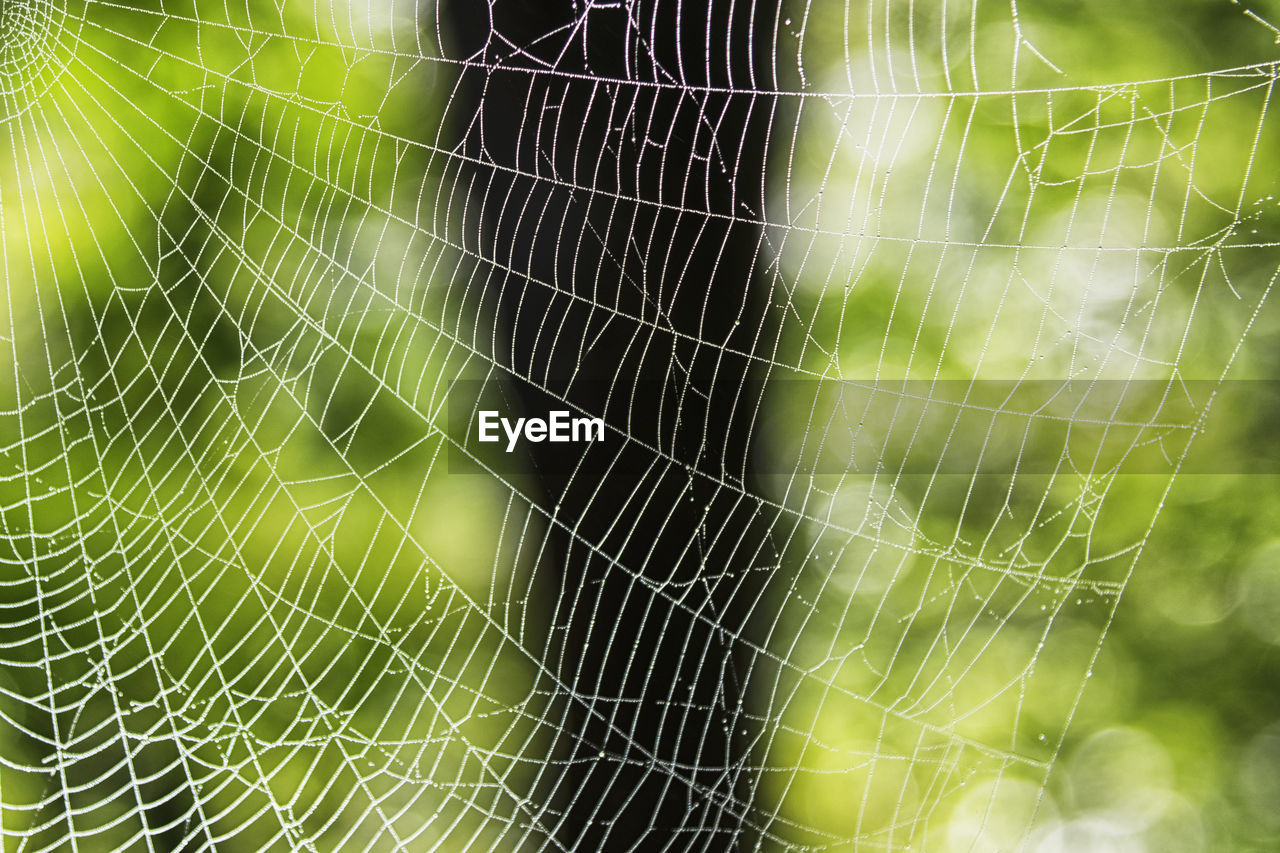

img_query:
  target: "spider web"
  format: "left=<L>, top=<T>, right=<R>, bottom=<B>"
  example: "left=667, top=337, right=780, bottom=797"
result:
left=1, top=0, right=1278, bottom=850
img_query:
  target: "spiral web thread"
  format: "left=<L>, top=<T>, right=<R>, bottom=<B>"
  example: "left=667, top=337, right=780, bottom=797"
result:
left=1, top=0, right=1278, bottom=849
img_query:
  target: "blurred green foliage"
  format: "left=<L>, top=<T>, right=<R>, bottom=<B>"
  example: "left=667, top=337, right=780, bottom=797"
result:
left=762, top=1, right=1280, bottom=850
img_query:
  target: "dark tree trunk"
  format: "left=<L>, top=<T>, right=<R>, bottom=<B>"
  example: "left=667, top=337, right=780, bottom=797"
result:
left=441, top=3, right=788, bottom=848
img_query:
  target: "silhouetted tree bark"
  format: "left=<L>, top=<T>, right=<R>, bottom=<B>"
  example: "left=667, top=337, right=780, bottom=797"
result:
left=442, top=2, right=788, bottom=848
